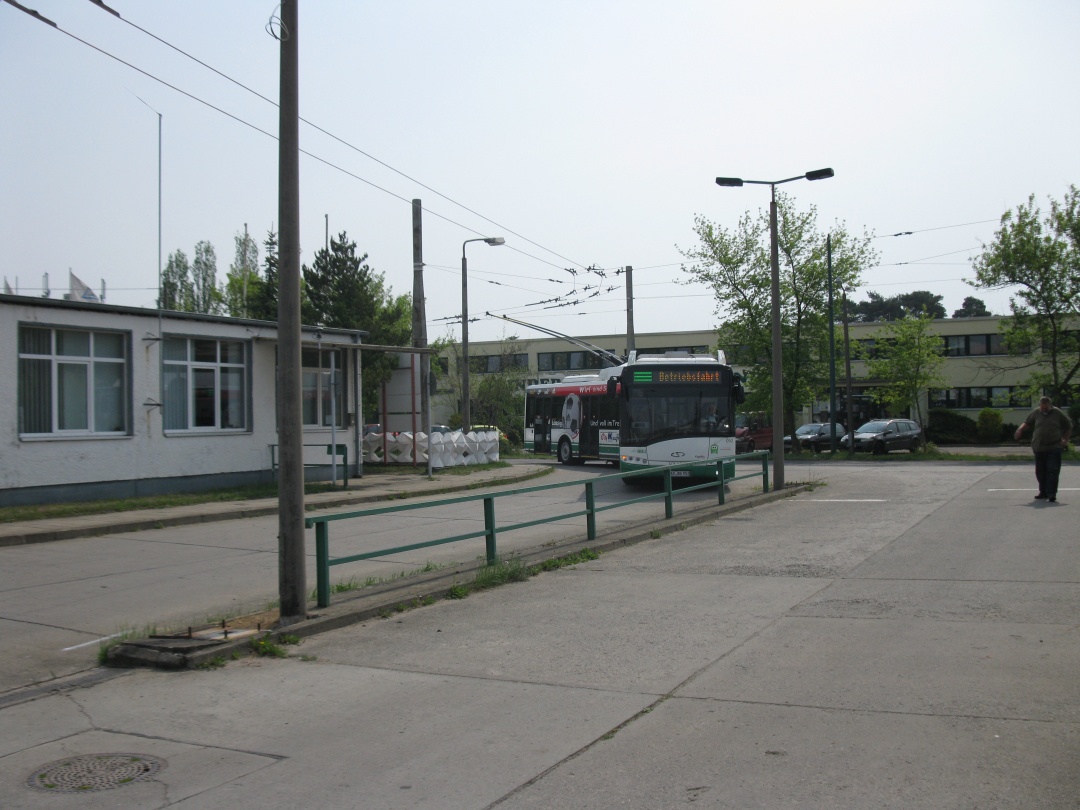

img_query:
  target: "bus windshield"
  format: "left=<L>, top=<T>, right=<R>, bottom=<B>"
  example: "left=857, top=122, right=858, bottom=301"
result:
left=626, top=387, right=730, bottom=444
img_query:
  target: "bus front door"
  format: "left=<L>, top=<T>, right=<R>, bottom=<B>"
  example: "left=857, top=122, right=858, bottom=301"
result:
left=579, top=396, right=599, bottom=458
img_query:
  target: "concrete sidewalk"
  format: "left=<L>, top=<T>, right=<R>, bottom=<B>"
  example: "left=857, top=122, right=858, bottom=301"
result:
left=0, top=463, right=553, bottom=547
left=1, top=461, right=1076, bottom=808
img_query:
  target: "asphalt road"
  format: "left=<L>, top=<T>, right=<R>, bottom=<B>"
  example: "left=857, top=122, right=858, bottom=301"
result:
left=0, top=461, right=761, bottom=695
left=1, top=458, right=1076, bottom=808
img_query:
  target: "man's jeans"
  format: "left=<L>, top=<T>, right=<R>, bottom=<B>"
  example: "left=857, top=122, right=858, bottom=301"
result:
left=1034, top=447, right=1064, bottom=497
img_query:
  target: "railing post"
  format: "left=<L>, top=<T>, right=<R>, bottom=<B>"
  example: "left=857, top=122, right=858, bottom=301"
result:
left=585, top=481, right=597, bottom=540
left=663, top=468, right=674, bottom=519
left=717, top=459, right=726, bottom=505
left=484, top=496, right=497, bottom=564
left=315, top=521, right=330, bottom=608
left=762, top=451, right=770, bottom=493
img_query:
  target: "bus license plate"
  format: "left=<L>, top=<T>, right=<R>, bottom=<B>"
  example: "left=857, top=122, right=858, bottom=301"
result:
left=670, top=470, right=690, bottom=477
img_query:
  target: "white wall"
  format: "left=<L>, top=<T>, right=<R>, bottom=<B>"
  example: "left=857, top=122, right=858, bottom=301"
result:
left=2, top=298, right=360, bottom=502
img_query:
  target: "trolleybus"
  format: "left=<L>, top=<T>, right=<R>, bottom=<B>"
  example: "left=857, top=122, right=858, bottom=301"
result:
left=524, top=350, right=744, bottom=479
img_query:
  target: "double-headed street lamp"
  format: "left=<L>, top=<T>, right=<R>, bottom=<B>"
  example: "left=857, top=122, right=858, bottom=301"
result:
left=715, top=168, right=834, bottom=490
left=461, top=236, right=505, bottom=433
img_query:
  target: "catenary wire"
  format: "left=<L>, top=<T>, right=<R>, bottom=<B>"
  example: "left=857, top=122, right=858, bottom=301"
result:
left=87, top=0, right=591, bottom=270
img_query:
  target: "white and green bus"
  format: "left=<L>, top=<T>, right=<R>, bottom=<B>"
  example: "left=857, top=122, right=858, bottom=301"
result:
left=525, top=350, right=744, bottom=479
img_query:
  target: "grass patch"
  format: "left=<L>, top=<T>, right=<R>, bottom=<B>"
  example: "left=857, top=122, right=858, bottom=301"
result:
left=308, top=561, right=448, bottom=600
left=196, top=656, right=227, bottom=670
left=97, top=624, right=159, bottom=664
left=531, top=548, right=600, bottom=573
left=0, top=481, right=339, bottom=525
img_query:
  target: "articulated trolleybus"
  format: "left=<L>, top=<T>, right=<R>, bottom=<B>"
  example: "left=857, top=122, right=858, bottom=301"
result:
left=524, top=350, right=745, bottom=480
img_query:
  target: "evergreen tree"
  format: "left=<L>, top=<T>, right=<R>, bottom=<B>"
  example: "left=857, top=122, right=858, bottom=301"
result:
left=246, top=227, right=280, bottom=321
left=159, top=249, right=193, bottom=311
left=952, top=296, right=991, bottom=318
left=224, top=228, right=262, bottom=318
left=191, top=240, right=223, bottom=314
left=302, top=231, right=411, bottom=416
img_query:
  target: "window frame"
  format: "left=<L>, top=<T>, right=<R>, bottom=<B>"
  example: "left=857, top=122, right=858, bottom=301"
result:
left=162, top=335, right=251, bottom=433
left=17, top=324, right=131, bottom=438
left=301, top=347, right=347, bottom=429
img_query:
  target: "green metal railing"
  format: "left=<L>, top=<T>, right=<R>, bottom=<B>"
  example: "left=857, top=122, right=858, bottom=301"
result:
left=305, top=451, right=771, bottom=608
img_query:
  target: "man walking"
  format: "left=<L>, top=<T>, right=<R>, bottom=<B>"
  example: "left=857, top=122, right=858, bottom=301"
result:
left=1014, top=396, right=1072, bottom=502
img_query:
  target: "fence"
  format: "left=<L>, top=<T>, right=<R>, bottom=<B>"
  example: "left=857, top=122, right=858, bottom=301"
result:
left=362, top=429, right=500, bottom=467
left=305, top=451, right=771, bottom=608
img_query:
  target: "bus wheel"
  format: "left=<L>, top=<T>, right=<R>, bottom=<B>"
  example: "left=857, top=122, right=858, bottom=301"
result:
left=558, top=438, right=574, bottom=465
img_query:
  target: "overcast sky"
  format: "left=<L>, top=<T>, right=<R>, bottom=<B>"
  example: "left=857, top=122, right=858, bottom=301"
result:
left=3, top=1, right=1078, bottom=343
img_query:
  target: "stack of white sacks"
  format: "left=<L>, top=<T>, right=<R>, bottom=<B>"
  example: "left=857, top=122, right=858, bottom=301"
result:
left=361, top=429, right=499, bottom=468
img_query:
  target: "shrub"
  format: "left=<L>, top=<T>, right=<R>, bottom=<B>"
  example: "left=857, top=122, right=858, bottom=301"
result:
left=926, top=409, right=978, bottom=445
left=976, top=408, right=1003, bottom=444
left=1000, top=422, right=1018, bottom=442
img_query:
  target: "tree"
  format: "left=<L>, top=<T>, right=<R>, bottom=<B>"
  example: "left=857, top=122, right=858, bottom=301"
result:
left=851, top=290, right=946, bottom=322
left=246, top=227, right=280, bottom=321
left=680, top=191, right=876, bottom=432
left=860, top=312, right=947, bottom=429
left=952, top=296, right=991, bottom=318
left=433, top=333, right=529, bottom=442
left=191, top=240, right=223, bottom=314
left=971, top=186, right=1080, bottom=404
left=223, top=228, right=262, bottom=318
left=159, top=249, right=193, bottom=311
left=302, top=231, right=411, bottom=417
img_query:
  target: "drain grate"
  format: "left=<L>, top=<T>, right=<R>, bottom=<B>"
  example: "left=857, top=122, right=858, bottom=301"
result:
left=27, top=753, right=166, bottom=794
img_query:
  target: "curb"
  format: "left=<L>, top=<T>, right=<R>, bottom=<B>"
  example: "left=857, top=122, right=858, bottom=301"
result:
left=106, top=484, right=806, bottom=670
left=0, top=466, right=553, bottom=548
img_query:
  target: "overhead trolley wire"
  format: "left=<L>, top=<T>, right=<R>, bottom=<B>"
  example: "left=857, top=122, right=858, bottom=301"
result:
left=84, top=0, right=591, bottom=271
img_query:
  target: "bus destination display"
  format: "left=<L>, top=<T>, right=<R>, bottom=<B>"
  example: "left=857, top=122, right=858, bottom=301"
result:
left=633, top=369, right=722, bottom=384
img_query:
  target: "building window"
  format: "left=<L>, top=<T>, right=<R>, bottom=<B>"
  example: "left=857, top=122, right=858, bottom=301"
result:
left=18, top=325, right=129, bottom=436
left=931, top=386, right=1027, bottom=409
left=945, top=334, right=1008, bottom=357
left=163, top=337, right=248, bottom=431
left=301, top=348, right=345, bottom=428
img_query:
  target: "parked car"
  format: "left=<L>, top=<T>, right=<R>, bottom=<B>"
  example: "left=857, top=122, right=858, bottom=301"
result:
left=428, top=424, right=453, bottom=435
left=784, top=422, right=847, bottom=453
left=362, top=423, right=382, bottom=436
left=735, top=412, right=772, bottom=453
left=840, top=419, right=924, bottom=454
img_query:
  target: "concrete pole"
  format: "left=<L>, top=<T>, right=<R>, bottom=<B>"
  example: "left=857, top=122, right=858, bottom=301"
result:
left=276, top=0, right=306, bottom=624
left=625, top=265, right=636, bottom=354
left=412, top=200, right=432, bottom=477
left=827, top=234, right=837, bottom=452
left=461, top=245, right=471, bottom=434
left=769, top=189, right=785, bottom=490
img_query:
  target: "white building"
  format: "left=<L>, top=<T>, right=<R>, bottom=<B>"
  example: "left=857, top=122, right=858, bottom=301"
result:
left=3, top=293, right=366, bottom=507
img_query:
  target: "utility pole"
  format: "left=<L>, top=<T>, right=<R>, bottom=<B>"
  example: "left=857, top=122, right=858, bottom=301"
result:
left=625, top=265, right=636, bottom=354
left=276, top=0, right=306, bottom=624
left=412, top=199, right=432, bottom=477
left=842, top=288, right=855, bottom=458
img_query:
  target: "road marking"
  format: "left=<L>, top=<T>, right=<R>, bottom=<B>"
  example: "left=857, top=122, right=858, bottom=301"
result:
left=987, top=488, right=1080, bottom=492
left=62, top=632, right=124, bottom=652
left=801, top=499, right=887, bottom=502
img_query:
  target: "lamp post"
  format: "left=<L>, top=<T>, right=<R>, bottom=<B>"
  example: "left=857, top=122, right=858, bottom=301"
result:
left=715, top=168, right=834, bottom=490
left=461, top=236, right=505, bottom=433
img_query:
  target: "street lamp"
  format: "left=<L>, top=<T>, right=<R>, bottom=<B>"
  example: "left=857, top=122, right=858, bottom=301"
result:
left=461, top=236, right=505, bottom=433
left=715, top=168, right=834, bottom=490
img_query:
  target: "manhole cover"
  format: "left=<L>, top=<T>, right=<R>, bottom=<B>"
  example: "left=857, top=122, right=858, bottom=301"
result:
left=27, top=753, right=166, bottom=793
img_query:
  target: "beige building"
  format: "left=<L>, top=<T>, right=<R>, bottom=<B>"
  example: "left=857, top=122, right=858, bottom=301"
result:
left=424, top=316, right=1047, bottom=431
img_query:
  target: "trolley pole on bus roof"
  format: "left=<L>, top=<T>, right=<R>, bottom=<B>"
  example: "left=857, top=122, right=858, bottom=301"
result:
left=715, top=168, right=834, bottom=490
